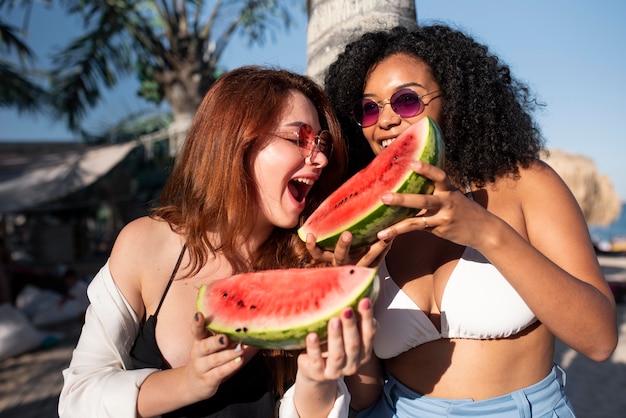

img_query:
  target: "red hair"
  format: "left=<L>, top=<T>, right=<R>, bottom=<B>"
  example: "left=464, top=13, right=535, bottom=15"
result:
left=153, top=66, right=346, bottom=275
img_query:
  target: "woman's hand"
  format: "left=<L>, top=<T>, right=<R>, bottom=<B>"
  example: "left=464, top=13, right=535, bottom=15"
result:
left=138, top=312, right=258, bottom=416
left=297, top=297, right=376, bottom=381
left=305, top=229, right=392, bottom=268
left=376, top=161, right=496, bottom=249
left=291, top=298, right=377, bottom=417
left=184, top=312, right=258, bottom=402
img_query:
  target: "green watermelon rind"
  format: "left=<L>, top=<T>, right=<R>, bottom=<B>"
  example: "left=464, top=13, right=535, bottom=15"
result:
left=196, top=268, right=380, bottom=350
left=301, top=117, right=444, bottom=250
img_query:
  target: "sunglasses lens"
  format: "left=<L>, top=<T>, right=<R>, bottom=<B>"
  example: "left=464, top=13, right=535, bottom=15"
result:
left=297, top=124, right=332, bottom=158
left=353, top=100, right=379, bottom=127
left=390, top=89, right=424, bottom=118
left=317, top=131, right=333, bottom=157
left=297, top=123, right=314, bottom=148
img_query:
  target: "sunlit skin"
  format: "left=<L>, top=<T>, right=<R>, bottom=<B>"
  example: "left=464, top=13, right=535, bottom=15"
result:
left=309, top=53, right=616, bottom=407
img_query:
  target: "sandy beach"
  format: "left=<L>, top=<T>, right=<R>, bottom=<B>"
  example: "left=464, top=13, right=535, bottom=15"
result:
left=1, top=255, right=625, bottom=417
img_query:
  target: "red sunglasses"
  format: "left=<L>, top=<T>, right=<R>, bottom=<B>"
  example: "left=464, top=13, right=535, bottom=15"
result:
left=270, top=123, right=333, bottom=158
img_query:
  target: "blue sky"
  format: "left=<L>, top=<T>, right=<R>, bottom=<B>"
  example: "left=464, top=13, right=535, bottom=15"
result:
left=1, top=0, right=625, bottom=200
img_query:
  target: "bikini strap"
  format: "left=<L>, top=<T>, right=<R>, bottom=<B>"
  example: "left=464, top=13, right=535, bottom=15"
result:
left=153, top=244, right=187, bottom=318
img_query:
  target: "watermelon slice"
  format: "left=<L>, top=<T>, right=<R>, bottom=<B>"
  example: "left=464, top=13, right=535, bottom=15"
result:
left=298, top=116, right=444, bottom=249
left=196, top=266, right=379, bottom=350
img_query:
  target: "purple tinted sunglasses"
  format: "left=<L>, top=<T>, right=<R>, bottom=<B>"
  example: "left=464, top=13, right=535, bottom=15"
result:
left=352, top=88, right=440, bottom=127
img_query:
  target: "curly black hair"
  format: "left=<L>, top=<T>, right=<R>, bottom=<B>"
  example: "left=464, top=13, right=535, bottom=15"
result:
left=324, top=25, right=545, bottom=186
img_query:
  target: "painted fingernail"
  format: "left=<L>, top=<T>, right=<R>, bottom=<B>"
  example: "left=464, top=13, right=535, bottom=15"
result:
left=343, top=309, right=353, bottom=319
left=330, top=317, right=341, bottom=329
left=218, top=336, right=225, bottom=345
left=363, top=299, right=371, bottom=310
left=234, top=356, right=242, bottom=363
left=194, top=312, right=200, bottom=322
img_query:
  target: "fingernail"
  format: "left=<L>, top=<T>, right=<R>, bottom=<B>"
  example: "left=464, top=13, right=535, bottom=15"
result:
left=381, top=193, right=392, bottom=204
left=343, top=308, right=353, bottom=319
left=218, top=336, right=225, bottom=345
left=194, top=312, right=200, bottom=322
left=330, top=317, right=341, bottom=329
left=378, top=230, right=389, bottom=240
left=363, top=299, right=371, bottom=310
left=234, top=356, right=242, bottom=363
left=234, top=342, right=243, bottom=353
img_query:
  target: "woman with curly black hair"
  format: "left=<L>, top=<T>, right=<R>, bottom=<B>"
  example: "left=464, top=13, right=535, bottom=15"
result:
left=314, top=24, right=618, bottom=417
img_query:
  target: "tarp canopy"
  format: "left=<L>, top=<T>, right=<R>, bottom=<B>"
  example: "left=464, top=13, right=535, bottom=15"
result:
left=0, top=141, right=138, bottom=213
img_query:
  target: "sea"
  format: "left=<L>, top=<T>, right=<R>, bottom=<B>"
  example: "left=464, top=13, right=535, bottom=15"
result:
left=589, top=202, right=626, bottom=251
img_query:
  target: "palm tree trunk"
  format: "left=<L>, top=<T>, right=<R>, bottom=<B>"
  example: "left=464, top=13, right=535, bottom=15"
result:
left=158, top=63, right=207, bottom=156
left=306, top=0, right=417, bottom=86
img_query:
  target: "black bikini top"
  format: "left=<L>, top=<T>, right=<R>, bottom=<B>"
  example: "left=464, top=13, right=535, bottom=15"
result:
left=129, top=244, right=276, bottom=417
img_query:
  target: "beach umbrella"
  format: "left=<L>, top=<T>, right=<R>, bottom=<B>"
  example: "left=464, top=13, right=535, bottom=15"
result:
left=541, top=149, right=621, bottom=226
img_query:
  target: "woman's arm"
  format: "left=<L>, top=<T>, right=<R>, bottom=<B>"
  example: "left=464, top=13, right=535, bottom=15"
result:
left=58, top=262, right=158, bottom=418
left=478, top=162, right=617, bottom=360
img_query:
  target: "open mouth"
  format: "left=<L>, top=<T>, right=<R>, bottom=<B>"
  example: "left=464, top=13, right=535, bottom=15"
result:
left=288, top=178, right=314, bottom=203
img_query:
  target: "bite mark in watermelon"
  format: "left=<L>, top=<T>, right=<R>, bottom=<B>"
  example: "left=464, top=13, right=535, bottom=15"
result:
left=298, top=116, right=444, bottom=249
left=196, top=266, right=379, bottom=350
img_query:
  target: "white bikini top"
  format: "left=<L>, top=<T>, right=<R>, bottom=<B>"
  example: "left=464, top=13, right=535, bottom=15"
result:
left=373, top=246, right=537, bottom=359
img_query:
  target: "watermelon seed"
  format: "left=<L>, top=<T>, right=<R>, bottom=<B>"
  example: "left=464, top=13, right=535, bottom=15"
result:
left=334, top=192, right=359, bottom=209
left=235, top=327, right=249, bottom=333
left=249, top=305, right=257, bottom=310
left=237, top=300, right=245, bottom=308
left=222, top=292, right=228, bottom=298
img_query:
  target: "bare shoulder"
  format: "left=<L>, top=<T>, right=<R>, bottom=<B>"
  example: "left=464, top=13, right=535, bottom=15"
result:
left=515, top=159, right=578, bottom=204
left=111, top=216, right=175, bottom=261
left=515, top=160, right=597, bottom=261
left=482, top=160, right=572, bottom=221
left=109, top=216, right=184, bottom=314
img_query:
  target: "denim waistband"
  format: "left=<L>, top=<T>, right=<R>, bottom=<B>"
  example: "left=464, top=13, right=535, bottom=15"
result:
left=360, top=364, right=572, bottom=418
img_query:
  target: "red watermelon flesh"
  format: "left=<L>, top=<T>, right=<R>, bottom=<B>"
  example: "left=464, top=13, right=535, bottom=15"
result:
left=196, top=266, right=379, bottom=350
left=298, top=116, right=444, bottom=249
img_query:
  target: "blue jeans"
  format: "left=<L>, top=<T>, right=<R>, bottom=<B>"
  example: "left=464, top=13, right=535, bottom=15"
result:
left=358, top=364, right=575, bottom=417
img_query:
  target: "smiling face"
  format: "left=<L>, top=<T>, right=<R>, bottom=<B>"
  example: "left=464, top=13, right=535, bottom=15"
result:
left=252, top=90, right=329, bottom=230
left=362, top=53, right=443, bottom=155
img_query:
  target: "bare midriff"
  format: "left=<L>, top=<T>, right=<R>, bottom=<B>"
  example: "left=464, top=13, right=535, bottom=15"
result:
left=383, top=323, right=554, bottom=400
